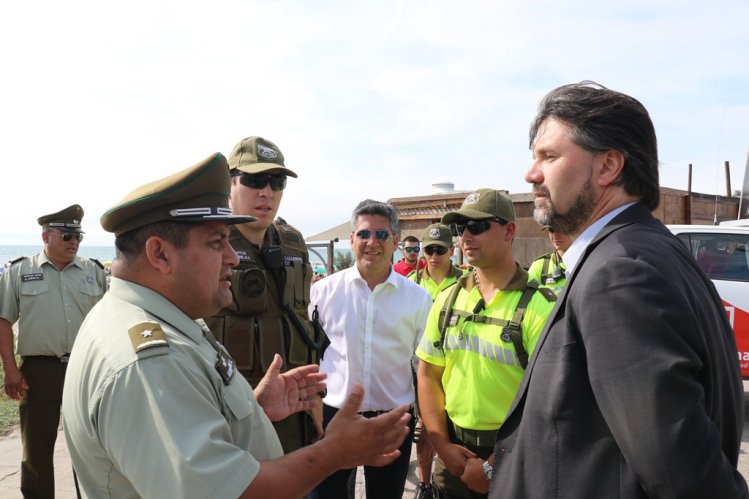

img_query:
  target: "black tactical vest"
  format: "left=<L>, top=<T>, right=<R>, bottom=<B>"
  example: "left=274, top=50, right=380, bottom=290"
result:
left=204, top=219, right=321, bottom=386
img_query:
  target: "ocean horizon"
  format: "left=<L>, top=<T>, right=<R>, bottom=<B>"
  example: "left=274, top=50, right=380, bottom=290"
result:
left=1, top=245, right=116, bottom=266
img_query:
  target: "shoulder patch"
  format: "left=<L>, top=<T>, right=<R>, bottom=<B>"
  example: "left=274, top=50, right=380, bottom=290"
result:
left=129, top=322, right=169, bottom=353
left=272, top=219, right=307, bottom=252
left=10, top=256, right=27, bottom=265
left=538, top=287, right=558, bottom=302
left=89, top=258, right=105, bottom=270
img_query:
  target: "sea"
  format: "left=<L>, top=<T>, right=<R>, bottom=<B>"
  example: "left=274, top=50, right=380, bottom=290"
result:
left=0, top=245, right=116, bottom=267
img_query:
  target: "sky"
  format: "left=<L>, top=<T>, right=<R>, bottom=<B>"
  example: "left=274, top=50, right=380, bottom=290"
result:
left=1, top=0, right=747, bottom=246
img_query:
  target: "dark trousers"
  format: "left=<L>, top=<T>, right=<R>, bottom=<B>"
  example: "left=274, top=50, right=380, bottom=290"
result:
left=19, top=357, right=67, bottom=499
left=273, top=410, right=316, bottom=454
left=309, top=403, right=415, bottom=499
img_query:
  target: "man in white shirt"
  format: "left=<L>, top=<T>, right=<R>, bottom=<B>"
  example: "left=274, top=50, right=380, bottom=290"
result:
left=309, top=199, right=433, bottom=499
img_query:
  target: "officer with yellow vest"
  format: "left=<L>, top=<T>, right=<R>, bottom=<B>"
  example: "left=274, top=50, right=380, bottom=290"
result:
left=204, top=136, right=325, bottom=454
left=416, top=189, right=555, bottom=498
left=408, top=223, right=465, bottom=299
left=409, top=222, right=466, bottom=499
left=0, top=204, right=107, bottom=499
left=526, top=225, right=571, bottom=294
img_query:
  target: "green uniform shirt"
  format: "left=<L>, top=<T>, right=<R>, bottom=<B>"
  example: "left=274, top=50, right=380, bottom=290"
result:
left=62, top=278, right=283, bottom=499
left=408, top=265, right=466, bottom=301
left=0, top=252, right=106, bottom=356
left=416, top=264, right=554, bottom=431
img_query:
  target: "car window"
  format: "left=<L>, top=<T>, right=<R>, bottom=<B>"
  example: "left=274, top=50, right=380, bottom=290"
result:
left=676, top=233, right=749, bottom=282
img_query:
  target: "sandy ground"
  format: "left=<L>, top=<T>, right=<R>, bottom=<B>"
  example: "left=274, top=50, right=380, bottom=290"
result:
left=4, top=384, right=749, bottom=498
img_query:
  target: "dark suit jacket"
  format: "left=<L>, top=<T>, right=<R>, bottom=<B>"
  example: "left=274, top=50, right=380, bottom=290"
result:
left=490, top=203, right=748, bottom=498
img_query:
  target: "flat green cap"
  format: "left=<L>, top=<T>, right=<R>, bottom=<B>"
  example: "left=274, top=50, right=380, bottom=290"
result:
left=420, top=223, right=453, bottom=248
left=38, top=204, right=85, bottom=233
left=101, top=153, right=255, bottom=237
left=228, top=136, right=298, bottom=178
left=442, top=188, right=516, bottom=224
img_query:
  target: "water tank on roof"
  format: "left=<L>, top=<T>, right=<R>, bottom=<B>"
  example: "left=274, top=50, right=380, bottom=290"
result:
left=432, top=181, right=455, bottom=194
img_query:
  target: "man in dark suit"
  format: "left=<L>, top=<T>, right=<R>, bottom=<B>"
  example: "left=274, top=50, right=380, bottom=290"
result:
left=488, top=82, right=748, bottom=498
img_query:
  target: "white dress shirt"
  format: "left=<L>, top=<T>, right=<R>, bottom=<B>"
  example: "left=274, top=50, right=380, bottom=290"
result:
left=309, top=265, right=432, bottom=412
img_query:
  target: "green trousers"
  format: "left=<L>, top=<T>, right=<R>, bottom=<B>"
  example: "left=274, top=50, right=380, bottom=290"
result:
left=19, top=357, right=67, bottom=499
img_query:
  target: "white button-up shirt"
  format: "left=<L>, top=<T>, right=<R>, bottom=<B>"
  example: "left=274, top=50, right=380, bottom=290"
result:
left=310, top=265, right=432, bottom=412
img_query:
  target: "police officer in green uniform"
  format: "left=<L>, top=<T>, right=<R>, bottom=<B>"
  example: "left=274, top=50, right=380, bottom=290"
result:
left=0, top=204, right=107, bottom=499
left=409, top=223, right=465, bottom=299
left=408, top=222, right=465, bottom=499
left=526, top=225, right=571, bottom=293
left=61, top=152, right=412, bottom=499
left=204, top=136, right=324, bottom=454
left=415, top=189, right=556, bottom=499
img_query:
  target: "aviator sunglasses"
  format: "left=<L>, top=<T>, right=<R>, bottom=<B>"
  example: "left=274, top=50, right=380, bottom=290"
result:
left=233, top=172, right=287, bottom=191
left=354, top=229, right=391, bottom=241
left=424, top=245, right=448, bottom=256
left=450, top=218, right=506, bottom=237
left=49, top=231, right=84, bottom=242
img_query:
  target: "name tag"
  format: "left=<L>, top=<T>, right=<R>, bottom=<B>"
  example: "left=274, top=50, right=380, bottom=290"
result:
left=21, top=273, right=44, bottom=282
left=215, top=349, right=236, bottom=386
left=284, top=255, right=303, bottom=266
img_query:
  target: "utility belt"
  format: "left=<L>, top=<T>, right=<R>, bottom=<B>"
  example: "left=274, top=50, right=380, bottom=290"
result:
left=22, top=354, right=71, bottom=364
left=450, top=421, right=498, bottom=448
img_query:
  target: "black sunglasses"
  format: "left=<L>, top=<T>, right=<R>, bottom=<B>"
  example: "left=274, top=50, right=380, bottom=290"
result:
left=403, top=246, right=420, bottom=254
left=450, top=219, right=506, bottom=237
left=424, top=245, right=448, bottom=256
left=355, top=229, right=391, bottom=241
left=234, top=172, right=287, bottom=191
left=50, top=232, right=83, bottom=242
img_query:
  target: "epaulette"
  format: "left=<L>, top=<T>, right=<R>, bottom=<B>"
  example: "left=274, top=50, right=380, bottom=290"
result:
left=272, top=219, right=306, bottom=249
left=128, top=322, right=170, bottom=355
left=10, top=256, right=27, bottom=266
left=537, top=287, right=558, bottom=302
left=89, top=258, right=105, bottom=270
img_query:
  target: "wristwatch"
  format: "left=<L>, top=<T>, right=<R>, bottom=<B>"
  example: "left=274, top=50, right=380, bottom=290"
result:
left=482, top=460, right=492, bottom=480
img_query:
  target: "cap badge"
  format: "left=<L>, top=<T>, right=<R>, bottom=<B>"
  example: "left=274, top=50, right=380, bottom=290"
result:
left=257, top=144, right=278, bottom=159
left=464, top=192, right=480, bottom=205
left=429, top=228, right=441, bottom=238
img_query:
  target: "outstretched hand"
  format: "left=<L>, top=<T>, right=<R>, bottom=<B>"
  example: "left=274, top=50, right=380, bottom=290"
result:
left=323, top=384, right=411, bottom=469
left=254, top=354, right=327, bottom=422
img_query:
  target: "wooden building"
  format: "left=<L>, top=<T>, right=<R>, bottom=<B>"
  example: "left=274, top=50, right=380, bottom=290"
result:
left=389, top=186, right=741, bottom=268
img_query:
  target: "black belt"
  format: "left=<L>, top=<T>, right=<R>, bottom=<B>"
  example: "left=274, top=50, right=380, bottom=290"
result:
left=359, top=404, right=414, bottom=419
left=452, top=422, right=498, bottom=448
left=22, top=354, right=71, bottom=364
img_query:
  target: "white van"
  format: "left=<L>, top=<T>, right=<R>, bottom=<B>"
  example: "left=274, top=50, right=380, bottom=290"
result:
left=668, top=223, right=749, bottom=378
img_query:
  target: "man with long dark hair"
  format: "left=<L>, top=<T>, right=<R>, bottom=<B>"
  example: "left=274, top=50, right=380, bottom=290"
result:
left=489, top=82, right=747, bottom=498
